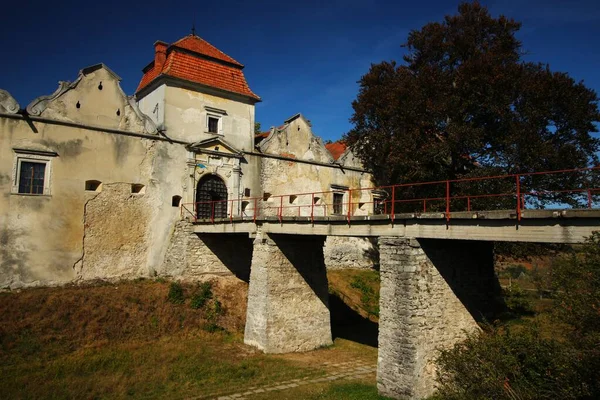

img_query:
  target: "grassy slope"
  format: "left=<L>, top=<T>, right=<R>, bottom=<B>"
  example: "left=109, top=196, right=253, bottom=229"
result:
left=0, top=272, right=384, bottom=399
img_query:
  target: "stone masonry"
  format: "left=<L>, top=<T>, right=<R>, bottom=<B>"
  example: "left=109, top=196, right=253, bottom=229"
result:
left=244, top=231, right=332, bottom=353
left=377, top=237, right=497, bottom=399
left=323, top=236, right=378, bottom=270
left=161, top=221, right=252, bottom=281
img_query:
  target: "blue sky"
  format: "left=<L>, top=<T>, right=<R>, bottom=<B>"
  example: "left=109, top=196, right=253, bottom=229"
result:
left=1, top=0, right=599, bottom=142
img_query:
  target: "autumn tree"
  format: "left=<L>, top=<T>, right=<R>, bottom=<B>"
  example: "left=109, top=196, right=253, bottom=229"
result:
left=345, top=2, right=599, bottom=211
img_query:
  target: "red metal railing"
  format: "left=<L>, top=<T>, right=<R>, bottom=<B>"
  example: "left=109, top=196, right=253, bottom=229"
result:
left=181, top=166, right=600, bottom=224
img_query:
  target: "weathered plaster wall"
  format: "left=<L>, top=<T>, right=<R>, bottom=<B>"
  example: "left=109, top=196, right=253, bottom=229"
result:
left=377, top=237, right=498, bottom=400
left=162, top=86, right=254, bottom=151
left=258, top=116, right=373, bottom=217
left=0, top=123, right=149, bottom=288
left=31, top=67, right=151, bottom=134
left=244, top=232, right=332, bottom=353
left=160, top=85, right=260, bottom=206
left=0, top=69, right=187, bottom=289
left=137, top=83, right=166, bottom=127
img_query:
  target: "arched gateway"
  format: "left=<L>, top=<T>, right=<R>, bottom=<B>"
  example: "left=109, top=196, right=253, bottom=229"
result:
left=196, top=174, right=228, bottom=219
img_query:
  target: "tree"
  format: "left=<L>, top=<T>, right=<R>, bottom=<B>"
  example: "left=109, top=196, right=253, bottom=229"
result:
left=345, top=2, right=599, bottom=211
left=254, top=122, right=262, bottom=135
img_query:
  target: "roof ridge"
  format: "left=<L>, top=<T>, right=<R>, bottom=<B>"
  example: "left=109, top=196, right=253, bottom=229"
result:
left=172, top=34, right=243, bottom=67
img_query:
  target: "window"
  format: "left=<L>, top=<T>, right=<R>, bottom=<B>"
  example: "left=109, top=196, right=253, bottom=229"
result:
left=333, top=192, right=344, bottom=214
left=208, top=116, right=219, bottom=133
left=19, top=162, right=46, bottom=194
left=12, top=149, right=55, bottom=195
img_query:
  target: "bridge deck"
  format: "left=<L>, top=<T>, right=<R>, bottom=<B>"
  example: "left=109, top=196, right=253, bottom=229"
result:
left=191, top=209, right=600, bottom=243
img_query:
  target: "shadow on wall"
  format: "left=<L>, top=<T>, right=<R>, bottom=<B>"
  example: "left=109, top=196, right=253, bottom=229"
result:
left=269, top=233, right=330, bottom=308
left=330, top=293, right=379, bottom=348
left=365, top=237, right=380, bottom=270
left=197, top=233, right=253, bottom=283
left=420, top=239, right=505, bottom=322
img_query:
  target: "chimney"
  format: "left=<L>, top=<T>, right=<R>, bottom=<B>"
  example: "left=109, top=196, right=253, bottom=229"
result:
left=154, top=40, right=168, bottom=71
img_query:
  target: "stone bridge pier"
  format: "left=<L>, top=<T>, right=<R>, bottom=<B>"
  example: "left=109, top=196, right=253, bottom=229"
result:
left=244, top=231, right=332, bottom=353
left=377, top=237, right=499, bottom=399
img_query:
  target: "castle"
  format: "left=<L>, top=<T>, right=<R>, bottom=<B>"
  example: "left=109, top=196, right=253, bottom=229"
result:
left=0, top=34, right=377, bottom=289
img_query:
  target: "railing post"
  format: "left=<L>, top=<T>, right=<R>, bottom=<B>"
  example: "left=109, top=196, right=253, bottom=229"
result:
left=516, top=174, right=521, bottom=222
left=391, top=186, right=395, bottom=227
left=347, top=189, right=352, bottom=224
left=467, top=197, right=471, bottom=212
left=446, top=180, right=450, bottom=223
left=279, top=196, right=283, bottom=223
left=588, top=189, right=593, bottom=209
left=423, top=199, right=427, bottom=213
left=253, top=198, right=257, bottom=223
left=211, top=202, right=215, bottom=224
left=230, top=199, right=233, bottom=223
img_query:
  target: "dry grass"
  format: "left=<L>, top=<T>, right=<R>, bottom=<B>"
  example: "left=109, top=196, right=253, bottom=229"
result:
left=0, top=276, right=381, bottom=399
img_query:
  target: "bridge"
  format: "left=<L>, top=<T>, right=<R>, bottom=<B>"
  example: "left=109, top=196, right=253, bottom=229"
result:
left=180, top=167, right=600, bottom=399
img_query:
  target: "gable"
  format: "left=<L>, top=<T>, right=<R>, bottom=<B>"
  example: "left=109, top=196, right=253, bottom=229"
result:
left=27, top=64, right=157, bottom=135
left=188, top=137, right=243, bottom=157
left=259, top=114, right=333, bottom=164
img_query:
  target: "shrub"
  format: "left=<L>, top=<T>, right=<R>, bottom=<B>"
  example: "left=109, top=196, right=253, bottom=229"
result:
left=190, top=282, right=213, bottom=309
left=501, top=264, right=528, bottom=279
left=435, top=327, right=585, bottom=400
left=503, top=284, right=533, bottom=315
left=433, top=233, right=600, bottom=399
left=167, top=282, right=185, bottom=305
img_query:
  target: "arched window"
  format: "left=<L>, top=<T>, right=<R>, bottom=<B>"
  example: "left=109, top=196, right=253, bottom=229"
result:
left=196, top=175, right=228, bottom=219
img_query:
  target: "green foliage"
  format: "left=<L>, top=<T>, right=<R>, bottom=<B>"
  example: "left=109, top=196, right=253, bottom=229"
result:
left=499, top=264, right=528, bottom=279
left=435, top=327, right=586, bottom=400
left=309, top=382, right=393, bottom=399
left=434, top=233, right=600, bottom=399
left=502, top=284, right=533, bottom=315
left=190, top=282, right=213, bottom=309
left=350, top=273, right=380, bottom=318
left=345, top=2, right=599, bottom=211
left=167, top=282, right=185, bottom=305
left=495, top=242, right=571, bottom=260
left=552, top=232, right=600, bottom=339
left=550, top=232, right=600, bottom=395
left=254, top=122, right=262, bottom=135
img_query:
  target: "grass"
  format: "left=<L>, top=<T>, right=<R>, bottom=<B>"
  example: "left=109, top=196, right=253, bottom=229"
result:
left=328, top=269, right=380, bottom=321
left=250, top=382, right=392, bottom=400
left=1, top=331, right=327, bottom=399
left=0, top=276, right=380, bottom=399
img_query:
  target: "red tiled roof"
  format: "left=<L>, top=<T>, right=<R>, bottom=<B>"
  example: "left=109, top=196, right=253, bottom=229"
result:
left=325, top=141, right=347, bottom=160
left=136, top=35, right=259, bottom=101
left=255, top=131, right=270, bottom=139
left=172, top=35, right=243, bottom=67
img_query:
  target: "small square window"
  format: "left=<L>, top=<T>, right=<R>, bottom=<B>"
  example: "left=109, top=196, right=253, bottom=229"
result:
left=18, top=161, right=46, bottom=194
left=12, top=149, right=55, bottom=196
left=207, top=116, right=220, bottom=134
